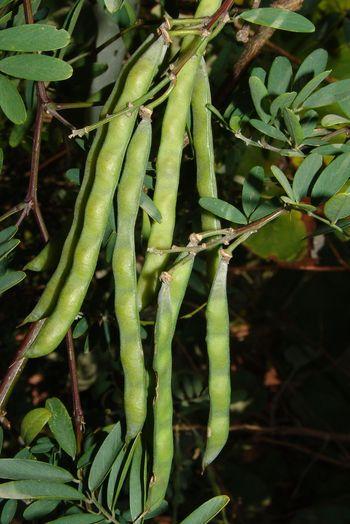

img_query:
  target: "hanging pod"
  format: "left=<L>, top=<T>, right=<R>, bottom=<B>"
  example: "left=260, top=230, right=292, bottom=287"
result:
left=203, top=249, right=231, bottom=469
left=113, top=109, right=153, bottom=440
left=147, top=250, right=196, bottom=513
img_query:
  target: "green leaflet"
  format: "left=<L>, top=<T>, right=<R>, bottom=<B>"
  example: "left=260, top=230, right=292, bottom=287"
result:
left=239, top=8, right=315, bottom=33
left=46, top=398, right=77, bottom=459
left=0, top=55, right=73, bottom=81
left=0, top=25, right=70, bottom=52
left=0, top=74, right=26, bottom=124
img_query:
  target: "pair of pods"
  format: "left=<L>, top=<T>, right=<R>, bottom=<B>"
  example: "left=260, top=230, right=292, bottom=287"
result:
left=146, top=0, right=232, bottom=511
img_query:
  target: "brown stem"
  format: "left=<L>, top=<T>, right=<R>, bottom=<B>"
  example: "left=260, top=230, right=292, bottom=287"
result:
left=206, top=0, right=235, bottom=30
left=175, top=423, right=350, bottom=444
left=16, top=97, right=49, bottom=242
left=0, top=321, right=45, bottom=429
left=66, top=330, right=85, bottom=453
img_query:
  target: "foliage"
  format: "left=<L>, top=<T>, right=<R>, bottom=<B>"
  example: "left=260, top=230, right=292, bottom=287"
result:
left=1, top=0, right=350, bottom=523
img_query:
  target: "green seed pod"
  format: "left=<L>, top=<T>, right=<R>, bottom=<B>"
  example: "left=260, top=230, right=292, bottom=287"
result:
left=192, top=58, right=220, bottom=233
left=113, top=111, right=153, bottom=440
left=147, top=252, right=196, bottom=513
left=192, top=57, right=221, bottom=282
left=26, top=37, right=167, bottom=358
left=203, top=249, right=231, bottom=469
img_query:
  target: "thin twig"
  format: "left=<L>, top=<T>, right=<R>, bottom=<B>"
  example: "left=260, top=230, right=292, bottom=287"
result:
left=148, top=209, right=285, bottom=255
left=66, top=330, right=85, bottom=453
left=175, top=422, right=350, bottom=443
left=0, top=320, right=45, bottom=429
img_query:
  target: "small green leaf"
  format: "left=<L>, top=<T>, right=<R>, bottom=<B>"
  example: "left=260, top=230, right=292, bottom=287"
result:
left=283, top=109, right=304, bottom=145
left=303, top=79, right=350, bottom=108
left=242, top=166, right=265, bottom=217
left=239, top=8, right=315, bottom=33
left=88, top=423, right=123, bottom=492
left=249, top=76, right=270, bottom=123
left=229, top=113, right=242, bottom=132
left=249, top=119, right=288, bottom=142
left=21, top=408, right=52, bottom=445
left=65, top=168, right=80, bottom=185
left=250, top=66, right=266, bottom=84
left=0, top=226, right=17, bottom=245
left=294, top=48, right=329, bottom=83
left=179, top=496, right=230, bottom=524
left=206, top=103, right=227, bottom=127
left=321, top=114, right=350, bottom=127
left=314, top=144, right=350, bottom=155
left=0, top=499, right=17, bottom=524
left=0, top=459, right=73, bottom=483
left=293, top=70, right=331, bottom=109
left=0, top=0, right=15, bottom=8
left=45, top=398, right=76, bottom=459
left=0, top=270, right=26, bottom=295
left=0, top=238, right=20, bottom=261
left=0, top=74, right=26, bottom=124
left=47, top=515, right=104, bottom=524
left=0, top=481, right=84, bottom=500
left=106, top=447, right=126, bottom=510
left=199, top=197, right=247, bottom=224
left=301, top=110, right=318, bottom=138
left=73, top=317, right=88, bottom=339
left=312, top=153, right=350, bottom=199
left=270, top=92, right=297, bottom=117
left=23, top=500, right=60, bottom=521
left=0, top=25, right=70, bottom=52
left=109, top=435, right=140, bottom=509
left=271, top=165, right=294, bottom=200
left=0, top=55, right=73, bottom=81
left=339, top=98, right=350, bottom=119
left=324, top=193, right=350, bottom=223
left=267, top=56, right=292, bottom=95
left=140, top=193, right=162, bottom=223
left=292, top=154, right=323, bottom=201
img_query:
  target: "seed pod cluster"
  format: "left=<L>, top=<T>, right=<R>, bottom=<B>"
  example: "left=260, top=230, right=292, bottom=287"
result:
left=24, top=0, right=235, bottom=512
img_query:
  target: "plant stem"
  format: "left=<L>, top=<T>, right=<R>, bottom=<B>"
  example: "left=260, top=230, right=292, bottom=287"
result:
left=0, top=320, right=45, bottom=428
left=89, top=495, right=120, bottom=524
left=70, top=76, right=170, bottom=137
left=148, top=209, right=286, bottom=255
left=66, top=330, right=85, bottom=454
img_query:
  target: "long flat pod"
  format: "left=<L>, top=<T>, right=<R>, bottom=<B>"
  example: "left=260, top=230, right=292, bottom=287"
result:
left=203, top=249, right=231, bottom=468
left=24, top=35, right=156, bottom=325
left=192, top=57, right=221, bottom=281
left=113, top=112, right=152, bottom=440
left=26, top=37, right=167, bottom=358
left=137, top=0, right=222, bottom=310
left=192, top=58, right=220, bottom=233
left=146, top=253, right=195, bottom=513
